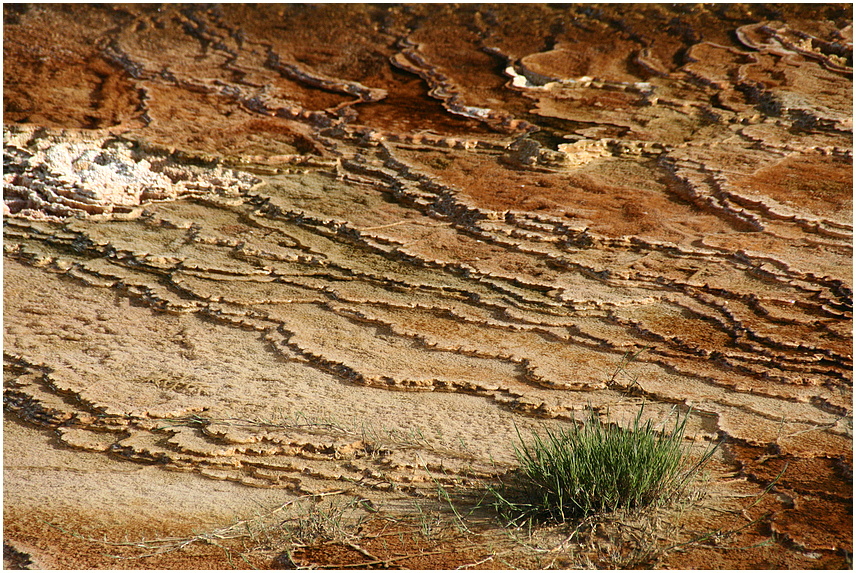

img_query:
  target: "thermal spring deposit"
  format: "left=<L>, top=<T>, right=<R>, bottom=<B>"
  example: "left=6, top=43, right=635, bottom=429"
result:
left=4, top=4, right=852, bottom=569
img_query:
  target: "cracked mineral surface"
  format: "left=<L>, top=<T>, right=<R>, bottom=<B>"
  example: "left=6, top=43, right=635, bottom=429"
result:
left=3, top=3, right=852, bottom=569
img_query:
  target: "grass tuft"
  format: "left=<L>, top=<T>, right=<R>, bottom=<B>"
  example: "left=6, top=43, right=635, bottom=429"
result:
left=492, top=404, right=715, bottom=525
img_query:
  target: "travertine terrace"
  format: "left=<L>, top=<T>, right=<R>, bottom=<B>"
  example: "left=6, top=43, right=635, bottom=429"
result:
left=3, top=4, right=852, bottom=569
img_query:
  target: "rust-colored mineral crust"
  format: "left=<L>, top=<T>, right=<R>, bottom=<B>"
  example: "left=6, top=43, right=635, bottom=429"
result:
left=4, top=4, right=852, bottom=569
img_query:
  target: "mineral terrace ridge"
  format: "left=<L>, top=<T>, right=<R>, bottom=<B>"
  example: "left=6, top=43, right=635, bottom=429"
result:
left=3, top=4, right=853, bottom=570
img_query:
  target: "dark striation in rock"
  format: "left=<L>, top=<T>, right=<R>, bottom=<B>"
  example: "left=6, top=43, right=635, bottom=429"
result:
left=3, top=4, right=852, bottom=569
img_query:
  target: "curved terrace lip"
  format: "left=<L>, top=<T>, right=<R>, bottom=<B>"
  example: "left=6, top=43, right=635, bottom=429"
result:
left=3, top=3, right=852, bottom=570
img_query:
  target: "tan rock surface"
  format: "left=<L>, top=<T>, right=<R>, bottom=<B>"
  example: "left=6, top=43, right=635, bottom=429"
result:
left=4, top=4, right=852, bottom=569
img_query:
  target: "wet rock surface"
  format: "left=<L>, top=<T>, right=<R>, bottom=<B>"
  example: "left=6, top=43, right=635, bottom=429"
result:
left=4, top=4, right=852, bottom=569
